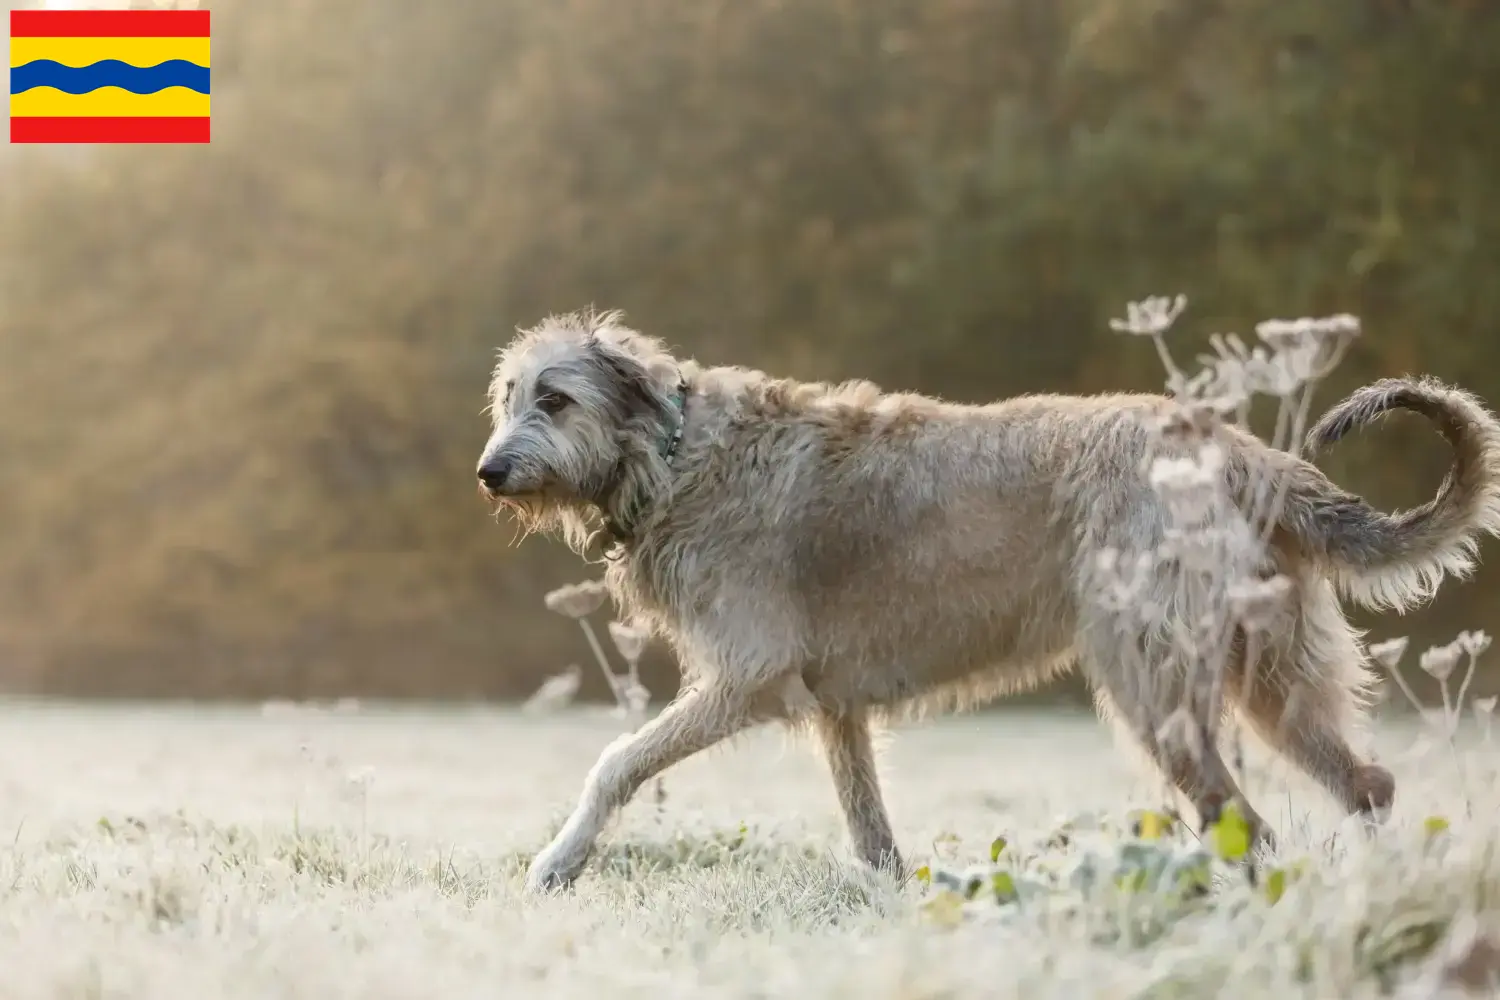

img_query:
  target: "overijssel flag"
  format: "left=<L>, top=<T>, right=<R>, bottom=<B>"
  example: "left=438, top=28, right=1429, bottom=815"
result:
left=9, top=8, right=210, bottom=144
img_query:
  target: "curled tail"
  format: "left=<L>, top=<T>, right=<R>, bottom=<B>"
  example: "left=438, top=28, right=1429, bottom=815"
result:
left=1280, top=376, right=1500, bottom=611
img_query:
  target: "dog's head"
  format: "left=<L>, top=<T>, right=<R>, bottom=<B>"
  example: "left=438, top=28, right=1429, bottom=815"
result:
left=477, top=310, right=682, bottom=548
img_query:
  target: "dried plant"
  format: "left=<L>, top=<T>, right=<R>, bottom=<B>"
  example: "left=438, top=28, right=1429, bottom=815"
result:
left=1420, top=642, right=1462, bottom=686
left=607, top=620, right=649, bottom=669
left=1371, top=627, right=1493, bottom=812
left=542, top=581, right=668, bottom=804
left=1476, top=697, right=1497, bottom=746
left=607, top=621, right=651, bottom=724
left=1368, top=637, right=1411, bottom=673
left=1092, top=296, right=1361, bottom=819
left=523, top=664, right=582, bottom=715
left=543, top=580, right=622, bottom=704
left=543, top=580, right=609, bottom=619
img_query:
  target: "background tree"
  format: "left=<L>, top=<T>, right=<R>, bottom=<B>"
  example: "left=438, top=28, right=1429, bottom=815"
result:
left=1, top=0, right=1495, bottom=702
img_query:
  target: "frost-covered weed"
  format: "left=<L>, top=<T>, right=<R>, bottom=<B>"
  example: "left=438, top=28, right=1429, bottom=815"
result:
left=539, top=581, right=667, bottom=805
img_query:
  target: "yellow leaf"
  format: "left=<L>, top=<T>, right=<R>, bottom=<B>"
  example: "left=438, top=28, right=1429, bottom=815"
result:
left=1131, top=809, right=1175, bottom=841
left=989, top=836, right=1009, bottom=862
left=1209, top=802, right=1251, bottom=862
left=1424, top=816, right=1451, bottom=838
left=914, top=865, right=931, bottom=885
left=920, top=889, right=966, bottom=928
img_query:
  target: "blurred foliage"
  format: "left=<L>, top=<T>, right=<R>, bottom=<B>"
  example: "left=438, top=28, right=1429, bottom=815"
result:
left=1, top=0, right=1498, bottom=699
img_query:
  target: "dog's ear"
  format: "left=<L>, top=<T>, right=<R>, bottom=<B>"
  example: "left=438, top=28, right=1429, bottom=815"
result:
left=588, top=322, right=679, bottom=387
left=585, top=335, right=676, bottom=428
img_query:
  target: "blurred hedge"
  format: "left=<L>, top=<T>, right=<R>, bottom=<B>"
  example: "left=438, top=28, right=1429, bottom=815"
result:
left=1, top=0, right=1497, bottom=701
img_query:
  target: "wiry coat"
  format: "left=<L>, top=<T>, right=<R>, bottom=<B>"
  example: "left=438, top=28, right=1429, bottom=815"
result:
left=477, top=311, right=1500, bottom=894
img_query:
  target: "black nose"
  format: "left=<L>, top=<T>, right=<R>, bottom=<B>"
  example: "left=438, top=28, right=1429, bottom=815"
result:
left=477, top=457, right=512, bottom=491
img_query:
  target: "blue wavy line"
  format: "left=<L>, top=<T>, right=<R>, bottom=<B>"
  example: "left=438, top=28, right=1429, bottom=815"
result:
left=10, top=60, right=209, bottom=96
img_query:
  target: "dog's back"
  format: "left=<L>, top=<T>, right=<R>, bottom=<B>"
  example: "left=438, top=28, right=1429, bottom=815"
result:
left=612, top=375, right=1160, bottom=704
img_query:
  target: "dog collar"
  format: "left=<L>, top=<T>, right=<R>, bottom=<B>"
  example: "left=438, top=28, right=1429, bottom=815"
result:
left=602, top=376, right=689, bottom=546
left=659, top=378, right=689, bottom=463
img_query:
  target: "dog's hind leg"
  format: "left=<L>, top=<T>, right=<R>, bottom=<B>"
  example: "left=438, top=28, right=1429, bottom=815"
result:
left=1234, top=671, right=1394, bottom=821
left=812, top=710, right=902, bottom=874
left=525, top=680, right=760, bottom=894
left=1087, top=632, right=1274, bottom=851
left=1228, top=610, right=1394, bottom=823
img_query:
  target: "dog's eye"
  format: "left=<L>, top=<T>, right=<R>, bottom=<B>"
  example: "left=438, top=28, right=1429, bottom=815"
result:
left=537, top=392, right=571, bottom=415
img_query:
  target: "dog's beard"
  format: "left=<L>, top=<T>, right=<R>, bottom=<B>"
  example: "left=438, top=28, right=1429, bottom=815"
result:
left=487, top=491, right=545, bottom=526
left=485, top=489, right=594, bottom=545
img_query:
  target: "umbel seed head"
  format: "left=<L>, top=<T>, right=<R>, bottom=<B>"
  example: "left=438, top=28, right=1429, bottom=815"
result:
left=1366, top=637, right=1410, bottom=672
left=544, top=580, right=609, bottom=619
left=608, top=621, right=649, bottom=664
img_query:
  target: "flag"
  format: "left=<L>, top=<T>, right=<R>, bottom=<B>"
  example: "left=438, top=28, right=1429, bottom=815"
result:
left=9, top=8, right=210, bottom=144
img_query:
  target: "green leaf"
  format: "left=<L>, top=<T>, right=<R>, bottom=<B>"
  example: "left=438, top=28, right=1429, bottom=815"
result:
left=1209, top=802, right=1252, bottom=862
left=989, top=836, right=1009, bottom=862
left=1176, top=866, right=1210, bottom=898
left=991, top=870, right=1018, bottom=902
left=1359, top=914, right=1449, bottom=979
left=1264, top=866, right=1288, bottom=905
left=932, top=869, right=965, bottom=892
left=1168, top=850, right=1213, bottom=899
left=1115, top=869, right=1148, bottom=893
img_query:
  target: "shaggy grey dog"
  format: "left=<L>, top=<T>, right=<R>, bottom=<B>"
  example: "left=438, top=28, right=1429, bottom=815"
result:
left=477, top=310, right=1500, bottom=894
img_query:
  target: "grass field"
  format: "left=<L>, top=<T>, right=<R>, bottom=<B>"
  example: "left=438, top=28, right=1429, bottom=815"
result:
left=0, top=701, right=1495, bottom=999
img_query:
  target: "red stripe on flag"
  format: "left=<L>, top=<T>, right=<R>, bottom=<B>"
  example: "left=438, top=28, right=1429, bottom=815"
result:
left=10, top=116, right=210, bottom=144
left=8, top=9, right=210, bottom=38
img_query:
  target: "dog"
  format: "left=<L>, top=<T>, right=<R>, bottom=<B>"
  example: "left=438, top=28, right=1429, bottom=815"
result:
left=476, top=310, right=1500, bottom=894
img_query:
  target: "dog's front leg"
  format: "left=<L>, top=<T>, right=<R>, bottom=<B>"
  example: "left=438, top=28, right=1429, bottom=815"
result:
left=812, top=709, right=903, bottom=874
left=526, top=681, right=757, bottom=894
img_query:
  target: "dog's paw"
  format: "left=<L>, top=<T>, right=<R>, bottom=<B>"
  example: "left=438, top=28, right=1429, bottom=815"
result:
left=524, top=867, right=576, bottom=896
left=524, top=845, right=586, bottom=896
left=1352, top=763, right=1396, bottom=820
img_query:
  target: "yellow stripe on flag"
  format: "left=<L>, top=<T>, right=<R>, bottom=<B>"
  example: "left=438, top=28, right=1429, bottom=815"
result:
left=9, top=86, right=210, bottom=118
left=9, top=36, right=210, bottom=69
